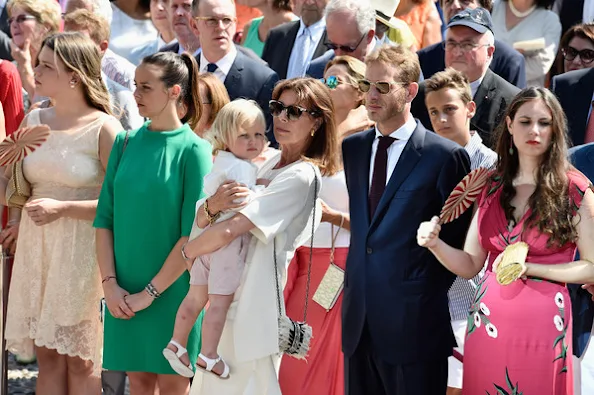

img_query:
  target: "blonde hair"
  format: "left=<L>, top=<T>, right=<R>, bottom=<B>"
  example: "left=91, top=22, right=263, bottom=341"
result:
left=64, top=9, right=111, bottom=45
left=424, top=67, right=472, bottom=104
left=41, top=32, right=112, bottom=115
left=324, top=55, right=366, bottom=85
left=365, top=45, right=421, bottom=84
left=7, top=0, right=61, bottom=34
left=198, top=73, right=230, bottom=129
left=206, top=99, right=266, bottom=156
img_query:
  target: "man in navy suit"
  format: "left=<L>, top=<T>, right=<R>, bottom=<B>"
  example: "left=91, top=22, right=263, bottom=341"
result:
left=551, top=68, right=594, bottom=146
left=417, top=0, right=526, bottom=88
left=342, top=44, right=472, bottom=395
left=568, top=143, right=594, bottom=395
left=192, top=0, right=279, bottom=142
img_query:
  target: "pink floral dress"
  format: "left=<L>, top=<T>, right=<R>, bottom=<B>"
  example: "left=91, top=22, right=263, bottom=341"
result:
left=463, top=171, right=590, bottom=395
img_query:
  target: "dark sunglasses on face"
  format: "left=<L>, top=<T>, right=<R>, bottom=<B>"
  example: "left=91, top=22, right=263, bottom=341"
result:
left=357, top=79, right=403, bottom=94
left=269, top=100, right=320, bottom=121
left=8, top=14, right=36, bottom=25
left=324, top=33, right=366, bottom=53
left=562, top=46, right=594, bottom=64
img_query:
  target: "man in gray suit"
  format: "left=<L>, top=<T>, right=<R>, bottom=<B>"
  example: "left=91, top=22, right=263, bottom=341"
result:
left=306, top=0, right=376, bottom=79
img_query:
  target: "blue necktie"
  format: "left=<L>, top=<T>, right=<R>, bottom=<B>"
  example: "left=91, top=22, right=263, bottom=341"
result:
left=207, top=63, right=218, bottom=73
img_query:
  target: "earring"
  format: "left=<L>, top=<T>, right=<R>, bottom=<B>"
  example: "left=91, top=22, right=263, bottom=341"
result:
left=311, top=128, right=315, bottom=137
left=509, top=134, right=514, bottom=155
left=70, top=81, right=76, bottom=89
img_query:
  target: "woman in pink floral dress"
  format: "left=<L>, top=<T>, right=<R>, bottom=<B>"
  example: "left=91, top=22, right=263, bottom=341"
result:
left=417, top=87, right=594, bottom=395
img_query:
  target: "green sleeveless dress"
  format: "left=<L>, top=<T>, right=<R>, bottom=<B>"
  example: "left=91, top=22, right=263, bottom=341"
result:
left=243, top=17, right=265, bottom=57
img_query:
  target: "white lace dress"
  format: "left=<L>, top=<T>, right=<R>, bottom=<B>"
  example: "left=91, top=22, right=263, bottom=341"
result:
left=5, top=109, right=111, bottom=373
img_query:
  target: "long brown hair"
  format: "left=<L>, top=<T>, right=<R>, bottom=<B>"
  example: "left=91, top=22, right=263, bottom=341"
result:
left=272, top=78, right=340, bottom=177
left=493, top=87, right=575, bottom=247
left=41, top=32, right=112, bottom=115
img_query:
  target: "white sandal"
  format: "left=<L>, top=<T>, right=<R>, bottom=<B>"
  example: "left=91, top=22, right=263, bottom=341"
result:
left=196, top=353, right=230, bottom=379
left=162, top=340, right=194, bottom=378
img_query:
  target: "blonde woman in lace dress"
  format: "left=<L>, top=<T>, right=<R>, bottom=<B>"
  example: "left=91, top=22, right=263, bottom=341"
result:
left=2, top=32, right=122, bottom=395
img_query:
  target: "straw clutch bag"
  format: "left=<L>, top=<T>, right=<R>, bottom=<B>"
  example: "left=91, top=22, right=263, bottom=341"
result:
left=496, top=242, right=529, bottom=285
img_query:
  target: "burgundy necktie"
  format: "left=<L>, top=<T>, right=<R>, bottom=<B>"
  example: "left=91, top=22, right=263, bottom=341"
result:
left=369, top=136, right=396, bottom=218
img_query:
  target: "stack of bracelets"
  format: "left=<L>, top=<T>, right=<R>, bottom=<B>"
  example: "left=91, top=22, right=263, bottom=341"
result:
left=145, top=282, right=161, bottom=299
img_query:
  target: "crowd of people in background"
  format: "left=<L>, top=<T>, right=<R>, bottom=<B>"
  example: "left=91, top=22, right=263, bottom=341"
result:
left=0, top=0, right=593, bottom=395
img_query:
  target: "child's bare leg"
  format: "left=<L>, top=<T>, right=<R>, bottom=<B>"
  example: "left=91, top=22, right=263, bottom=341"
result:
left=197, top=294, right=234, bottom=375
left=166, top=285, right=209, bottom=366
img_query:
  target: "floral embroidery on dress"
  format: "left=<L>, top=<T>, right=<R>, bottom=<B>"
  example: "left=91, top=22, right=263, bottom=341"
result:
left=552, top=292, right=568, bottom=374
left=486, top=367, right=523, bottom=395
left=467, top=276, right=497, bottom=339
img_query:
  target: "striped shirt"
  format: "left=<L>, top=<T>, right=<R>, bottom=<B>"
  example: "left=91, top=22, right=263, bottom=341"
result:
left=448, top=132, right=497, bottom=321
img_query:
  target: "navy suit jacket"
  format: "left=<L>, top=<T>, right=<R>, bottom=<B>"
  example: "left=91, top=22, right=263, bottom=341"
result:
left=417, top=39, right=527, bottom=89
left=341, top=122, right=472, bottom=363
left=223, top=50, right=279, bottom=144
left=305, top=49, right=334, bottom=80
left=568, top=143, right=594, bottom=357
left=551, top=68, right=594, bottom=146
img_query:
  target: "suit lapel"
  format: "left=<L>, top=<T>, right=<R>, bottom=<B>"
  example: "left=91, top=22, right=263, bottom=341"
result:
left=224, top=53, right=244, bottom=99
left=574, top=71, right=594, bottom=145
left=369, top=124, right=424, bottom=230
left=356, top=130, right=375, bottom=226
left=472, top=70, right=495, bottom=119
left=313, top=29, right=328, bottom=59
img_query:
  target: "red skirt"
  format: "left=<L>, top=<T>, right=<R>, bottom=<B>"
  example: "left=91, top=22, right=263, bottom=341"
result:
left=279, top=246, right=348, bottom=395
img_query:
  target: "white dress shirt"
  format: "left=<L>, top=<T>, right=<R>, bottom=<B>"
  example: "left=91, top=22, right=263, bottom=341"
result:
left=584, top=0, right=594, bottom=23
left=369, top=116, right=417, bottom=189
left=199, top=46, right=237, bottom=82
left=286, top=18, right=326, bottom=79
left=470, top=75, right=485, bottom=99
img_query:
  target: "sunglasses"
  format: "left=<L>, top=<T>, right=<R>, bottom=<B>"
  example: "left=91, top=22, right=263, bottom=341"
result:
left=324, top=34, right=366, bottom=53
left=562, top=46, right=594, bottom=64
left=194, top=16, right=236, bottom=29
left=8, top=14, right=36, bottom=25
left=357, top=79, right=404, bottom=94
left=320, top=76, right=340, bottom=89
left=269, top=100, right=320, bottom=121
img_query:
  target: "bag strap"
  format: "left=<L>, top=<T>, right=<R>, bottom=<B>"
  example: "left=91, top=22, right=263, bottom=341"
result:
left=273, top=162, right=319, bottom=323
left=122, top=130, right=130, bottom=154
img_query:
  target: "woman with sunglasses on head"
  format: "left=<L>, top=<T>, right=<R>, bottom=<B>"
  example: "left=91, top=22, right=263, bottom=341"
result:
left=185, top=77, right=338, bottom=395
left=321, top=55, right=373, bottom=140
left=94, top=51, right=212, bottom=395
left=7, top=0, right=61, bottom=110
left=557, top=23, right=594, bottom=74
left=193, top=73, right=230, bottom=138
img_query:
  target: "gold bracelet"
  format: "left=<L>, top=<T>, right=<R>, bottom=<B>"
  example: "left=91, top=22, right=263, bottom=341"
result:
left=203, top=199, right=220, bottom=226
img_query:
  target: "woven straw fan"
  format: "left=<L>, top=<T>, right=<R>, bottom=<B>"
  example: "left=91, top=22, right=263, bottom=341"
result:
left=439, top=167, right=491, bottom=224
left=496, top=242, right=529, bottom=285
left=0, top=125, right=51, bottom=167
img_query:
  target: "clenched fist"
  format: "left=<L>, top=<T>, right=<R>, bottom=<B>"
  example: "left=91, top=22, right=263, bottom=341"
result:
left=417, top=216, right=441, bottom=248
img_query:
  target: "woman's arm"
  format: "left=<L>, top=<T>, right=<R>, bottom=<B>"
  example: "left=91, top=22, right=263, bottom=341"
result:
left=521, top=13, right=562, bottom=83
left=185, top=213, right=255, bottom=260
left=320, top=200, right=350, bottom=231
left=195, top=181, right=252, bottom=229
left=522, top=189, right=594, bottom=284
left=418, top=208, right=488, bottom=279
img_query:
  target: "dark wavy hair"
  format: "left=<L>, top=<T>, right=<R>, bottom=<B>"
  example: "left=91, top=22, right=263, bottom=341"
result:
left=493, top=87, right=575, bottom=247
left=272, top=0, right=292, bottom=11
left=501, top=0, right=554, bottom=9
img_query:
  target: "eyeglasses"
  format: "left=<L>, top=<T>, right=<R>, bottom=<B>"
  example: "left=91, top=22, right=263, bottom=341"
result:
left=357, top=79, right=404, bottom=94
left=443, top=40, right=489, bottom=53
left=194, top=16, right=236, bottom=29
left=324, top=34, right=366, bottom=53
left=269, top=100, right=320, bottom=121
left=8, top=14, right=36, bottom=25
left=562, top=46, right=594, bottom=64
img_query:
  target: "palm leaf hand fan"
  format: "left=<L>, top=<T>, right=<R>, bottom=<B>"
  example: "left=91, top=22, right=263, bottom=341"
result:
left=0, top=125, right=51, bottom=167
left=439, top=167, right=491, bottom=224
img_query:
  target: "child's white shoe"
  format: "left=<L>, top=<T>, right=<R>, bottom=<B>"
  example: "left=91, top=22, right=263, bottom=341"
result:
left=196, top=353, right=230, bottom=379
left=162, top=340, right=194, bottom=378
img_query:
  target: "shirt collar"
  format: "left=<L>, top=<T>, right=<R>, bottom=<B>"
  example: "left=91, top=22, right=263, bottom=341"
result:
left=200, top=45, right=237, bottom=77
left=297, top=17, right=326, bottom=38
left=464, top=131, right=483, bottom=157
left=374, top=116, right=417, bottom=141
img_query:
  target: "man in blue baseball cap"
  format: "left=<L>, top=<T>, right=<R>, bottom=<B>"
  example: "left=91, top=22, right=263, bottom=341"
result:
left=412, top=7, right=519, bottom=148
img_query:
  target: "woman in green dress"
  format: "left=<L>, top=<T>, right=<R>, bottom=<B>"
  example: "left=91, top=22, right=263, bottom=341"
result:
left=94, top=52, right=212, bottom=395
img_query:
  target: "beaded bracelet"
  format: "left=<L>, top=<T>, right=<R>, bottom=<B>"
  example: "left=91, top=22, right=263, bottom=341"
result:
left=145, top=282, right=161, bottom=299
